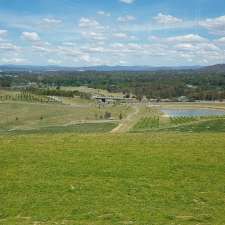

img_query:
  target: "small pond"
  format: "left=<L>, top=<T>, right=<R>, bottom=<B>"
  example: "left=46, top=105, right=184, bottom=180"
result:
left=161, top=109, right=225, bottom=117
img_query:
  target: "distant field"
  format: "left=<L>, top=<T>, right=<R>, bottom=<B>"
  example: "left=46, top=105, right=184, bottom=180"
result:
left=0, top=89, right=19, bottom=96
left=1, top=94, right=225, bottom=134
left=0, top=133, right=225, bottom=225
left=4, top=122, right=117, bottom=135
left=62, top=86, right=124, bottom=98
left=0, top=102, right=130, bottom=133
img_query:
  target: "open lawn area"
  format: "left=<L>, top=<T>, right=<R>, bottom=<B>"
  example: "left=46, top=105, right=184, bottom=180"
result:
left=0, top=133, right=225, bottom=225
left=0, top=102, right=130, bottom=133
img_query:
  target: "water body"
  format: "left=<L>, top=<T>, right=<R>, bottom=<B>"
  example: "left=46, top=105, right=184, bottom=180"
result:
left=161, top=109, right=225, bottom=117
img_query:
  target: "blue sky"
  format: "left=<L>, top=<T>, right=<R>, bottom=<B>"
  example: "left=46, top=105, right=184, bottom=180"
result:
left=0, top=0, right=225, bottom=66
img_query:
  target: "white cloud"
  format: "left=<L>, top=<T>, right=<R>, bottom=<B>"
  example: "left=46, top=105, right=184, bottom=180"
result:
left=32, top=45, right=52, bottom=54
left=82, top=46, right=105, bottom=53
left=2, top=57, right=26, bottom=64
left=48, top=59, right=62, bottom=65
left=120, top=15, right=192, bottom=33
left=25, top=36, right=225, bottom=66
left=200, top=15, right=225, bottom=35
left=79, top=53, right=104, bottom=65
left=118, top=15, right=136, bottom=22
left=0, top=42, right=20, bottom=51
left=43, top=18, right=62, bottom=25
left=81, top=31, right=107, bottom=41
left=198, top=43, right=220, bottom=52
left=79, top=17, right=103, bottom=30
left=0, top=30, right=8, bottom=39
left=97, top=11, right=111, bottom=17
left=61, top=42, right=77, bottom=46
left=79, top=54, right=91, bottom=62
left=113, top=33, right=128, bottom=39
left=174, top=43, right=196, bottom=51
left=214, top=37, right=225, bottom=47
left=119, top=60, right=127, bottom=64
left=39, top=18, right=62, bottom=29
left=215, top=37, right=225, bottom=43
left=3, top=11, right=225, bottom=66
left=166, top=34, right=208, bottom=43
left=26, top=31, right=223, bottom=66
left=21, top=32, right=40, bottom=42
left=148, top=34, right=209, bottom=50
left=153, top=13, right=183, bottom=26
left=78, top=17, right=107, bottom=42
left=119, top=0, right=135, bottom=4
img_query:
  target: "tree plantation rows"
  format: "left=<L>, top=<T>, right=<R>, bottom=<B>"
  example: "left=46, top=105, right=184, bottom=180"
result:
left=133, top=115, right=225, bottom=132
left=133, top=117, right=160, bottom=130
left=0, top=91, right=59, bottom=104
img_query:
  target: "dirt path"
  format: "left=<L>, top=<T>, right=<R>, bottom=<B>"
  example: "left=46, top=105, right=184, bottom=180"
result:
left=111, top=104, right=141, bottom=133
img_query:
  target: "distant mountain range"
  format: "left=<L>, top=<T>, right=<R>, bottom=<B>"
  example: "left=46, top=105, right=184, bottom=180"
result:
left=0, top=64, right=203, bottom=72
left=73, top=65, right=202, bottom=72
left=199, top=64, right=225, bottom=73
left=1, top=64, right=225, bottom=73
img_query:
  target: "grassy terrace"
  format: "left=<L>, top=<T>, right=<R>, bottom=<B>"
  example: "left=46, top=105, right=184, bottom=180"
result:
left=132, top=115, right=225, bottom=133
left=0, top=133, right=225, bottom=225
left=131, top=103, right=225, bottom=133
left=0, top=101, right=130, bottom=133
left=3, top=123, right=118, bottom=135
left=164, top=118, right=225, bottom=132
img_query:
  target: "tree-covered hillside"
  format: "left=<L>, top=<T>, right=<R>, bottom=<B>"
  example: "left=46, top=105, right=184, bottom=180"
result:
left=1, top=68, right=225, bottom=101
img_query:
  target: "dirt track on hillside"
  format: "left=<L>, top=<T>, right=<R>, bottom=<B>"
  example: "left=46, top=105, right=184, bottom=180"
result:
left=111, top=104, right=140, bottom=133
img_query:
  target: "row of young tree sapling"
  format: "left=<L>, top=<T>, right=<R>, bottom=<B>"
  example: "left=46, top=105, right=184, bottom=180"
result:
left=0, top=91, right=58, bottom=104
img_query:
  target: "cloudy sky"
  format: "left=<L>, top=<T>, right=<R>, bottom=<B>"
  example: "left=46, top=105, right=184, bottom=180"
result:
left=1, top=0, right=225, bottom=66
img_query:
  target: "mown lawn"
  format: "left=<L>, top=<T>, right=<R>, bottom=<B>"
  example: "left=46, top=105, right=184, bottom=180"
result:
left=0, top=133, right=225, bottom=225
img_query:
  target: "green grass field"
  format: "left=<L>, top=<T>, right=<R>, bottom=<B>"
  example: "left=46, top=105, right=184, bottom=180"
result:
left=0, top=133, right=225, bottom=225
left=133, top=116, right=160, bottom=130
left=165, top=118, right=225, bottom=132
left=1, top=89, right=225, bottom=224
left=0, top=102, right=130, bottom=133
left=3, top=122, right=117, bottom=135
left=132, top=108, right=225, bottom=133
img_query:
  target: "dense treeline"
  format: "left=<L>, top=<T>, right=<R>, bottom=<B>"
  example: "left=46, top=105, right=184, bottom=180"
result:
left=1, top=69, right=225, bottom=101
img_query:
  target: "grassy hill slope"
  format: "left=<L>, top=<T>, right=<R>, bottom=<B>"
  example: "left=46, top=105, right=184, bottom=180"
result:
left=0, top=133, right=225, bottom=225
